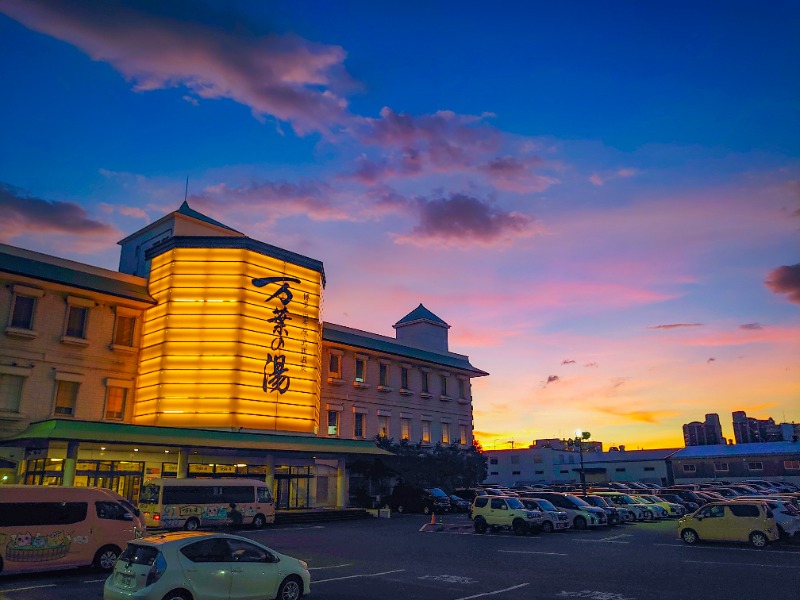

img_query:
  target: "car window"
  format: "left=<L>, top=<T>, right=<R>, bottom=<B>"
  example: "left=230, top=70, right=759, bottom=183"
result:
left=180, top=538, right=231, bottom=563
left=120, top=544, right=159, bottom=566
left=257, top=487, right=274, bottom=503
left=490, top=498, right=506, bottom=510
left=226, top=539, right=275, bottom=563
left=506, top=498, right=524, bottom=509
left=474, top=497, right=488, bottom=508
left=729, top=504, right=759, bottom=518
left=96, top=501, right=131, bottom=521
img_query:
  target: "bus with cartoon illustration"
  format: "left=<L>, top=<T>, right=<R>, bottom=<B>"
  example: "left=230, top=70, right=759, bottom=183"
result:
left=0, top=486, right=145, bottom=575
left=138, top=478, right=275, bottom=530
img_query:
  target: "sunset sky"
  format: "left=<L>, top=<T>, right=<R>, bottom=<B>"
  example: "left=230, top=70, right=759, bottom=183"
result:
left=1, top=1, right=798, bottom=450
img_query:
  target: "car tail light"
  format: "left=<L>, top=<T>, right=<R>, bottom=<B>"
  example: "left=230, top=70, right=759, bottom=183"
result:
left=146, top=554, right=168, bottom=587
left=153, top=513, right=160, bottom=521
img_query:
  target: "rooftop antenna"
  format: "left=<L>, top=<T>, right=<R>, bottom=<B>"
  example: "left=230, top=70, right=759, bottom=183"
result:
left=184, top=176, right=189, bottom=203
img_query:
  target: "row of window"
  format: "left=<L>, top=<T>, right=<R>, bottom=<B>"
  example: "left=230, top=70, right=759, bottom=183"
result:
left=7, top=288, right=137, bottom=348
left=329, top=352, right=468, bottom=399
left=0, top=373, right=128, bottom=421
left=326, top=409, right=468, bottom=445
left=682, top=462, right=777, bottom=472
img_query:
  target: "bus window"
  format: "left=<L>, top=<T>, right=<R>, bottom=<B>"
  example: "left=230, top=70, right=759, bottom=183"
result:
left=223, top=486, right=254, bottom=504
left=257, top=487, right=273, bottom=503
left=140, top=484, right=161, bottom=505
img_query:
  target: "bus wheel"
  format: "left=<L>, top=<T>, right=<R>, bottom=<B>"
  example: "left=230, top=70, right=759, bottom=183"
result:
left=184, top=517, right=200, bottom=531
left=252, top=514, right=267, bottom=529
left=93, top=545, right=121, bottom=571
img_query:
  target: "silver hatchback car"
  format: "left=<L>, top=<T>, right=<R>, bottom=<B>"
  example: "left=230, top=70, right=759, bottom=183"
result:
left=104, top=531, right=310, bottom=600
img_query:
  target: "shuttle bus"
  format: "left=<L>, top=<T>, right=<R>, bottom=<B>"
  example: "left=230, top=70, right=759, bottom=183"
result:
left=138, top=478, right=275, bottom=530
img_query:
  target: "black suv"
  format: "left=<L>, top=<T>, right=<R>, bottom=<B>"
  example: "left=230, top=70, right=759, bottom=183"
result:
left=385, top=485, right=451, bottom=514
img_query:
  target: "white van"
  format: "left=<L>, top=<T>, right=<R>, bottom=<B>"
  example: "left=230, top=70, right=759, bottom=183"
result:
left=0, top=486, right=145, bottom=575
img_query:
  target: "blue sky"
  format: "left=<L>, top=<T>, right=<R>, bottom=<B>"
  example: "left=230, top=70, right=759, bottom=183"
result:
left=1, top=1, right=798, bottom=448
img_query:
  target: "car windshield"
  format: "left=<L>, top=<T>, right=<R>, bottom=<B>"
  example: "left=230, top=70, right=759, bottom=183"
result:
left=617, top=494, right=636, bottom=504
left=565, top=494, right=590, bottom=507
left=120, top=543, right=159, bottom=566
left=139, top=485, right=160, bottom=504
left=506, top=498, right=525, bottom=509
left=429, top=488, right=448, bottom=498
left=534, top=499, right=557, bottom=511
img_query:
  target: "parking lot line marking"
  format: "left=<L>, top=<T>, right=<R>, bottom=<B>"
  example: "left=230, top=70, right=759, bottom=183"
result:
left=500, top=550, right=568, bottom=556
left=572, top=539, right=630, bottom=544
left=314, top=568, right=406, bottom=583
left=83, top=578, right=107, bottom=583
left=1, top=585, right=57, bottom=593
left=683, top=560, right=799, bottom=569
left=308, top=563, right=353, bottom=570
left=454, top=582, right=530, bottom=599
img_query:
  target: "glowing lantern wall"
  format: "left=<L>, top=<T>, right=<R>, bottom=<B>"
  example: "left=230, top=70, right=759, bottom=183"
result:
left=134, top=247, right=322, bottom=433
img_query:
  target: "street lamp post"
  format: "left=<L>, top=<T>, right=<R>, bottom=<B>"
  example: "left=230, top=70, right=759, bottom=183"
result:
left=567, top=429, right=591, bottom=496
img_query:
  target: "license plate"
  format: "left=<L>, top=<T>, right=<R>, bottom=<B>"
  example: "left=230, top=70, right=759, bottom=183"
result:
left=118, top=573, right=133, bottom=587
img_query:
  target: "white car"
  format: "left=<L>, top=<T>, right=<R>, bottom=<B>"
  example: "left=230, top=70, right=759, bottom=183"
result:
left=735, top=497, right=800, bottom=540
left=104, top=531, right=310, bottom=600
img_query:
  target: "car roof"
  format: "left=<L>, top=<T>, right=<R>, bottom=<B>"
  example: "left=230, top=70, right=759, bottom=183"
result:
left=128, top=531, right=249, bottom=547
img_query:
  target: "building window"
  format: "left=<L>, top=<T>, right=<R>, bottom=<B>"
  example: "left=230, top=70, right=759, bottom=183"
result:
left=0, top=374, right=25, bottom=412
left=379, top=415, right=389, bottom=438
left=10, top=295, right=36, bottom=329
left=490, top=471, right=499, bottom=476
left=458, top=379, right=466, bottom=399
left=512, top=471, right=521, bottom=476
left=616, top=468, right=626, bottom=472
left=459, top=425, right=468, bottom=445
left=533, top=455, right=543, bottom=464
left=327, top=410, right=339, bottom=436
left=644, top=467, right=655, bottom=472
left=785, top=460, right=800, bottom=470
left=683, top=464, right=696, bottom=473
left=401, top=418, right=410, bottom=441
left=422, top=421, right=431, bottom=444
left=329, top=353, right=341, bottom=379
left=65, top=306, right=88, bottom=339
left=442, top=423, right=450, bottom=444
left=535, top=470, right=544, bottom=475
left=714, top=462, right=729, bottom=472
left=355, top=358, right=366, bottom=383
left=559, top=470, right=569, bottom=474
left=421, top=371, right=429, bottom=394
left=379, top=363, right=389, bottom=387
left=354, top=413, right=365, bottom=438
left=401, top=367, right=409, bottom=389
left=747, top=462, right=764, bottom=471
left=105, top=387, right=127, bottom=421
left=489, top=458, right=498, bottom=465
left=54, top=380, right=79, bottom=416
left=440, top=375, right=447, bottom=396
left=113, top=315, right=136, bottom=347
left=510, top=455, right=520, bottom=464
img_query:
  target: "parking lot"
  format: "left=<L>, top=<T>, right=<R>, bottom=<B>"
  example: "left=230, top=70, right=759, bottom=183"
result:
left=1, top=513, right=798, bottom=600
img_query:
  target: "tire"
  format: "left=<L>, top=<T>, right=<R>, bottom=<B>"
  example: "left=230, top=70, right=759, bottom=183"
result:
left=541, top=520, right=554, bottom=533
left=512, top=519, right=528, bottom=536
left=184, top=517, right=200, bottom=531
left=749, top=531, right=769, bottom=549
left=161, top=591, right=191, bottom=600
left=474, top=517, right=487, bottom=533
left=277, top=575, right=303, bottom=600
left=681, top=529, right=699, bottom=545
left=93, top=545, right=121, bottom=572
left=573, top=516, right=587, bottom=530
left=252, top=513, right=267, bottom=529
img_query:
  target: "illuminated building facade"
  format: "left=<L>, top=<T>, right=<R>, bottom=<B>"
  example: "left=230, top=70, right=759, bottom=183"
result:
left=0, top=202, right=486, bottom=507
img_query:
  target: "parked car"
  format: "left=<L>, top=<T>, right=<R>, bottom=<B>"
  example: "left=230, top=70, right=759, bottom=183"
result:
left=471, top=496, right=544, bottom=535
left=103, top=531, right=310, bottom=600
left=518, top=498, right=571, bottom=532
left=658, top=492, right=699, bottom=514
left=579, top=495, right=621, bottom=525
left=449, top=495, right=471, bottom=513
left=453, top=488, right=488, bottom=502
left=634, top=494, right=685, bottom=517
left=678, top=501, right=779, bottom=549
left=659, top=488, right=708, bottom=507
left=734, top=497, right=800, bottom=541
left=531, top=492, right=607, bottom=529
left=385, top=485, right=451, bottom=514
left=591, top=491, right=654, bottom=522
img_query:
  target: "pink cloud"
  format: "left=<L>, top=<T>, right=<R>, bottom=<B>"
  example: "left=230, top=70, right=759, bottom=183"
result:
left=0, top=183, right=120, bottom=249
left=647, top=323, right=704, bottom=330
left=765, top=264, right=800, bottom=304
left=2, top=0, right=352, bottom=135
left=588, top=167, right=639, bottom=186
left=392, top=193, right=539, bottom=248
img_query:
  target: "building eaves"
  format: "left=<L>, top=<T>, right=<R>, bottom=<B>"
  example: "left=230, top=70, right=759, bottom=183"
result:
left=672, top=442, right=800, bottom=459
left=323, top=322, right=488, bottom=376
left=0, top=245, right=154, bottom=305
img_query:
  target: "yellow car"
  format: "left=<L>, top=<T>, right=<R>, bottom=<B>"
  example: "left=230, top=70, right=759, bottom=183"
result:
left=678, top=501, right=779, bottom=549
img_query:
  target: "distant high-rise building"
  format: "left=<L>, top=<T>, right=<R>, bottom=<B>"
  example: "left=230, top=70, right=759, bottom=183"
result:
left=682, top=413, right=725, bottom=446
left=732, top=411, right=777, bottom=443
left=732, top=411, right=798, bottom=443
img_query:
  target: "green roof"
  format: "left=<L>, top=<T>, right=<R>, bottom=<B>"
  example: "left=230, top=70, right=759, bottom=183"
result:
left=0, top=246, right=154, bottom=305
left=394, top=304, right=449, bottom=328
left=323, top=322, right=488, bottom=376
left=6, top=420, right=392, bottom=457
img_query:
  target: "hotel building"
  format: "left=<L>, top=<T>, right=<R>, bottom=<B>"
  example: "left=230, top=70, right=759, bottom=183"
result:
left=0, top=202, right=487, bottom=508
